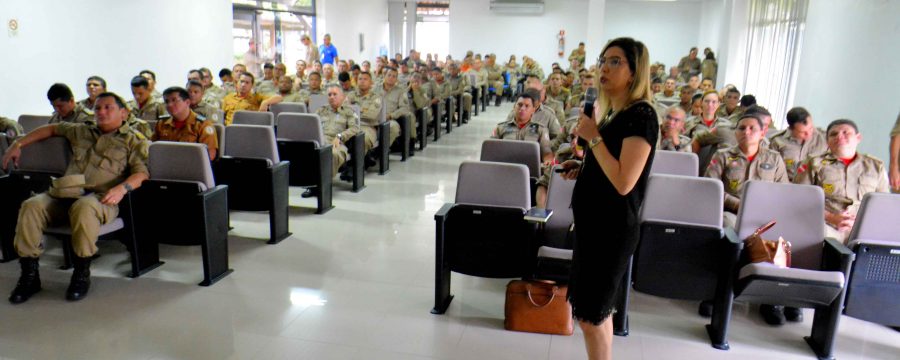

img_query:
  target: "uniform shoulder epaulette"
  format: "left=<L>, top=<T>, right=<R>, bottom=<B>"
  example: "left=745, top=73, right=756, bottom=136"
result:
left=861, top=153, right=884, bottom=164
left=196, top=113, right=207, bottom=121
left=158, top=114, right=172, bottom=121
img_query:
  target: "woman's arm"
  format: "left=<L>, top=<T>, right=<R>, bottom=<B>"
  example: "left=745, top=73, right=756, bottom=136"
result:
left=590, top=135, right=652, bottom=195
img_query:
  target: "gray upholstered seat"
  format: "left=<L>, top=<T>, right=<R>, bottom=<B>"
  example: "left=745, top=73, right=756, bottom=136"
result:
left=18, top=115, right=51, bottom=133
left=479, top=139, right=541, bottom=178
left=544, top=164, right=575, bottom=246
left=269, top=102, right=307, bottom=122
left=277, top=113, right=325, bottom=147
left=46, top=218, right=124, bottom=236
left=17, top=137, right=71, bottom=174
left=843, top=192, right=900, bottom=326
left=650, top=150, right=699, bottom=177
left=308, top=94, right=328, bottom=113
left=213, top=123, right=225, bottom=159
left=723, top=180, right=855, bottom=359
left=149, top=142, right=215, bottom=191
left=455, top=160, right=530, bottom=209
left=232, top=110, right=274, bottom=127
left=640, top=174, right=722, bottom=231
left=223, top=124, right=280, bottom=164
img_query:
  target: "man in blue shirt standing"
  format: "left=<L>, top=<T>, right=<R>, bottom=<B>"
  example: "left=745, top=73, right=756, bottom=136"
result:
left=320, top=33, right=339, bottom=66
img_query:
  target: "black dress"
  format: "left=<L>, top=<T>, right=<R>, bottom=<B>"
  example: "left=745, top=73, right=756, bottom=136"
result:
left=567, top=101, right=658, bottom=325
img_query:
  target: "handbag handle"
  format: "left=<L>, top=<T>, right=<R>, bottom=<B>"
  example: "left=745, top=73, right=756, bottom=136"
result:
left=525, top=283, right=558, bottom=308
left=753, top=220, right=777, bottom=237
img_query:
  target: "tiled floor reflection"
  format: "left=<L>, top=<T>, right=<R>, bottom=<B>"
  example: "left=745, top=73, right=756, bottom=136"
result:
left=1, top=103, right=898, bottom=359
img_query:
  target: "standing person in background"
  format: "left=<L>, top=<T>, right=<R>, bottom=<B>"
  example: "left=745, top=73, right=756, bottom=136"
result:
left=302, top=34, right=319, bottom=68
left=319, top=33, right=339, bottom=66
left=701, top=49, right=718, bottom=86
left=569, top=42, right=587, bottom=67
left=559, top=37, right=658, bottom=360
left=677, top=47, right=701, bottom=83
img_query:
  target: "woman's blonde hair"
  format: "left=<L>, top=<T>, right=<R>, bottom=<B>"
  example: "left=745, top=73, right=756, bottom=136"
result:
left=595, top=38, right=653, bottom=125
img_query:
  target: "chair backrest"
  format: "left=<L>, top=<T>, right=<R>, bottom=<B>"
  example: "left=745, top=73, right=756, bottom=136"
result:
left=224, top=124, right=280, bottom=163
left=213, top=123, right=225, bottom=157
left=148, top=142, right=215, bottom=190
left=736, top=181, right=825, bottom=270
left=544, top=165, right=576, bottom=245
left=640, top=174, right=723, bottom=230
left=18, top=115, right=51, bottom=133
left=848, top=192, right=900, bottom=244
left=17, top=137, right=71, bottom=173
left=276, top=113, right=325, bottom=146
left=309, top=94, right=328, bottom=113
left=455, top=161, right=530, bottom=210
left=270, top=102, right=307, bottom=121
left=232, top=110, right=274, bottom=127
left=479, top=139, right=541, bottom=178
left=650, top=150, right=699, bottom=177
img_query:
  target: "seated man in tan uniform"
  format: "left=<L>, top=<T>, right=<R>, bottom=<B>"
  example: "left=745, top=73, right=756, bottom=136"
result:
left=491, top=92, right=553, bottom=163
left=794, top=119, right=889, bottom=243
left=659, top=107, right=692, bottom=152
left=47, top=83, right=94, bottom=125
left=308, top=85, right=361, bottom=197
left=153, top=87, right=219, bottom=161
left=2, top=92, right=150, bottom=304
left=128, top=76, right=167, bottom=122
left=770, top=106, right=828, bottom=181
left=221, top=72, right=283, bottom=126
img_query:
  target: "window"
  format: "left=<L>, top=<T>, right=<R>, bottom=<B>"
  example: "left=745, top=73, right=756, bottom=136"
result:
left=742, top=0, right=809, bottom=127
left=233, top=0, right=316, bottom=75
left=415, top=2, right=449, bottom=60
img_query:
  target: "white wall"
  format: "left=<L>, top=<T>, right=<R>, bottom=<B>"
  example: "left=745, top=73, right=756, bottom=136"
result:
left=449, top=0, right=590, bottom=75
left=318, top=0, right=390, bottom=63
left=0, top=0, right=232, bottom=118
left=603, top=0, right=703, bottom=69
left=793, top=0, right=900, bottom=162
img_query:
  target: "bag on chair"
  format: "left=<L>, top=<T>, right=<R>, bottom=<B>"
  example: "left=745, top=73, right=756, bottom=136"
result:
left=504, top=280, right=573, bottom=335
left=744, top=220, right=792, bottom=267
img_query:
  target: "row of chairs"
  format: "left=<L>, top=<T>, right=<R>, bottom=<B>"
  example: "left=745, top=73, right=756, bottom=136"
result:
left=432, top=144, right=899, bottom=360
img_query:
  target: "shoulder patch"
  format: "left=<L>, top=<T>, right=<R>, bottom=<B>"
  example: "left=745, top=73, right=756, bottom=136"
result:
left=205, top=126, right=215, bottom=135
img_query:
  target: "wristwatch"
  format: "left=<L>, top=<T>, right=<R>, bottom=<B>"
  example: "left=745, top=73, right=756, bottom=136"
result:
left=589, top=136, right=604, bottom=149
left=123, top=183, right=134, bottom=193
left=337, top=133, right=344, bottom=142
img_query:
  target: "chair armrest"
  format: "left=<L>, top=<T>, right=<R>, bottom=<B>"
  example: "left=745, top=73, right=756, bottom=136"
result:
left=724, top=227, right=742, bottom=246
left=434, top=203, right=454, bottom=221
left=524, top=208, right=553, bottom=223
left=271, top=160, right=290, bottom=173
left=822, top=237, right=855, bottom=274
left=199, top=184, right=229, bottom=200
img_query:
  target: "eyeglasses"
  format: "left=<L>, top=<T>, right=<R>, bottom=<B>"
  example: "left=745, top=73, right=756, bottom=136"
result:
left=664, top=115, right=684, bottom=122
left=597, top=56, right=624, bottom=69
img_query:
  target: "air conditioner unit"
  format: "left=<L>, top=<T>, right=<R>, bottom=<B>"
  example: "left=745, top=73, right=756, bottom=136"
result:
left=490, top=0, right=545, bottom=15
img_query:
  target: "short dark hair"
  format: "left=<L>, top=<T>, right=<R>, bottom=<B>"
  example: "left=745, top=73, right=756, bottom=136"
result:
left=738, top=114, right=764, bottom=128
left=47, top=83, right=74, bottom=102
left=264, top=62, right=274, bottom=69
left=523, top=88, right=542, bottom=103
left=350, top=64, right=361, bottom=71
left=358, top=71, right=372, bottom=80
left=139, top=69, right=156, bottom=81
left=826, top=119, right=858, bottom=134
left=188, top=69, right=202, bottom=78
left=743, top=105, right=771, bottom=120
left=87, top=76, right=107, bottom=89
left=186, top=80, right=204, bottom=90
left=131, top=75, right=149, bottom=89
left=338, top=71, right=351, bottom=82
left=691, top=93, right=703, bottom=103
left=651, top=78, right=662, bottom=85
left=517, top=91, right=537, bottom=106
left=308, top=71, right=322, bottom=79
left=219, top=68, right=232, bottom=78
left=739, top=94, right=757, bottom=107
left=786, top=107, right=811, bottom=128
left=162, top=86, right=190, bottom=101
left=97, top=92, right=128, bottom=109
left=726, top=87, right=740, bottom=97
left=240, top=72, right=255, bottom=83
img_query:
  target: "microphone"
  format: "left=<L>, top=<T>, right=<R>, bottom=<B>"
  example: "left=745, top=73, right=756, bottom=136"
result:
left=577, top=87, right=599, bottom=148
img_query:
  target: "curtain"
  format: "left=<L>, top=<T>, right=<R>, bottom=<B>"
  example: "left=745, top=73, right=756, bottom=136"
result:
left=742, top=0, right=809, bottom=128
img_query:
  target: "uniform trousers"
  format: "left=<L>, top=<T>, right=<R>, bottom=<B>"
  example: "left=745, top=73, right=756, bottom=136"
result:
left=15, top=193, right=118, bottom=258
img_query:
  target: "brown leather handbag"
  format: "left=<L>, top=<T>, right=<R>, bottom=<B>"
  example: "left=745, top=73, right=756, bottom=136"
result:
left=744, top=220, right=792, bottom=267
left=504, top=280, right=573, bottom=335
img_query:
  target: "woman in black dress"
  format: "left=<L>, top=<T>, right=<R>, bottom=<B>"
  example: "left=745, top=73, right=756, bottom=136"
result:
left=560, top=38, right=658, bottom=360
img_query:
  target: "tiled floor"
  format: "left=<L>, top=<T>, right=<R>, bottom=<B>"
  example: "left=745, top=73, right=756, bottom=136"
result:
left=0, top=103, right=898, bottom=359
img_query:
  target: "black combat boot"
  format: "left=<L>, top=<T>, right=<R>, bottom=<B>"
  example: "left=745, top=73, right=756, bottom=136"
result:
left=66, top=256, right=92, bottom=301
left=9, top=257, right=41, bottom=304
left=495, top=94, right=502, bottom=107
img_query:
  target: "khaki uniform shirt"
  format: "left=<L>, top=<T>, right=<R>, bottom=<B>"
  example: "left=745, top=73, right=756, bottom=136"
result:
left=794, top=151, right=889, bottom=214
left=345, top=90, right=383, bottom=128
left=705, top=147, right=789, bottom=212
left=305, top=45, right=319, bottom=66
left=485, top=63, right=503, bottom=82
left=255, top=79, right=278, bottom=95
left=221, top=92, right=269, bottom=126
left=126, top=115, right=153, bottom=139
left=547, top=88, right=570, bottom=107
left=685, top=115, right=733, bottom=139
left=316, top=104, right=360, bottom=144
left=77, top=98, right=97, bottom=112
left=222, top=82, right=236, bottom=95
left=191, top=102, right=221, bottom=123
left=447, top=74, right=469, bottom=96
left=770, top=128, right=828, bottom=180
left=54, top=121, right=149, bottom=193
left=49, top=104, right=94, bottom=125
left=544, top=98, right=566, bottom=124
left=127, top=98, right=168, bottom=122
left=151, top=111, right=218, bottom=154
left=376, top=84, right=412, bottom=120
left=550, top=117, right=579, bottom=154
left=202, top=85, right=225, bottom=109
left=659, top=135, right=694, bottom=152
left=410, top=86, right=431, bottom=110
left=715, top=105, right=743, bottom=122
left=465, top=69, right=488, bottom=88
left=491, top=118, right=552, bottom=159
left=280, top=92, right=307, bottom=104
left=1, top=116, right=24, bottom=138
